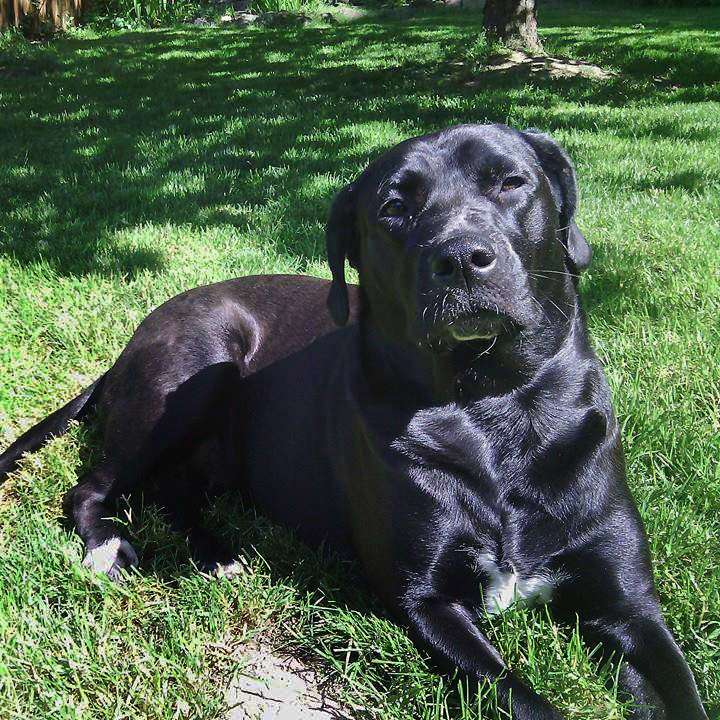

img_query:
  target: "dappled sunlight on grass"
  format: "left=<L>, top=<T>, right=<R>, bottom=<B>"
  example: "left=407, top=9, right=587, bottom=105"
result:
left=0, top=6, right=719, bottom=719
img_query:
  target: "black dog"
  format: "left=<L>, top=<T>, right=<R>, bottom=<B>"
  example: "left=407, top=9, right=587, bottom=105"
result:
left=0, top=124, right=708, bottom=719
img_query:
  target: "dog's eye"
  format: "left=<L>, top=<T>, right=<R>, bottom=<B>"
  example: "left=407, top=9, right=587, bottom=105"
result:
left=380, top=199, right=409, bottom=218
left=500, top=176, right=525, bottom=192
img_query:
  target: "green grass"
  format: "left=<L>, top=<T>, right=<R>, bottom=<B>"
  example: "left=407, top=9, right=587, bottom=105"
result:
left=89, top=0, right=329, bottom=27
left=91, top=0, right=206, bottom=26
left=249, top=0, right=326, bottom=14
left=1, top=3, right=719, bottom=718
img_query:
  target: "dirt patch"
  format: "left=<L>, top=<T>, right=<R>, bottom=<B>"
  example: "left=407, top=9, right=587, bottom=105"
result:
left=225, top=643, right=352, bottom=720
left=468, top=50, right=615, bottom=83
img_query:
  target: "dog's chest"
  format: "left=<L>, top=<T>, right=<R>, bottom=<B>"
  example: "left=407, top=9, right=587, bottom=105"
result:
left=394, top=403, right=567, bottom=613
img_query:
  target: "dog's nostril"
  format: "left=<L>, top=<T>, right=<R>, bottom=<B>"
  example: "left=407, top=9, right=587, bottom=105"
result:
left=431, top=256, right=455, bottom=278
left=470, top=248, right=495, bottom=270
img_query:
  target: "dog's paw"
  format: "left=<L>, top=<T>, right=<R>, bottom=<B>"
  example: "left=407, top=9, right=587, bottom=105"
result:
left=82, top=537, right=139, bottom=580
left=203, top=556, right=249, bottom=579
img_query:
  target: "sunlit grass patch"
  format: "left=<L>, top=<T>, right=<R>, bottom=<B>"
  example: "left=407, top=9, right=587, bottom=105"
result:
left=0, top=3, right=718, bottom=718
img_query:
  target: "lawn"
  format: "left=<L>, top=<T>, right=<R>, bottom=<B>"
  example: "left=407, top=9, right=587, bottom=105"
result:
left=0, top=3, right=719, bottom=718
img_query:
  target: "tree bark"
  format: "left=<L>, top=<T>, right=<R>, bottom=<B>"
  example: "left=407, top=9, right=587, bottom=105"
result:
left=483, top=0, right=543, bottom=52
left=0, top=0, right=85, bottom=30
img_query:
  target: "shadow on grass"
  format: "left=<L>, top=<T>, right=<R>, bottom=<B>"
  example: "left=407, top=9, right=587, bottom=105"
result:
left=1, top=7, right=718, bottom=280
left=4, top=9, right=717, bottom=713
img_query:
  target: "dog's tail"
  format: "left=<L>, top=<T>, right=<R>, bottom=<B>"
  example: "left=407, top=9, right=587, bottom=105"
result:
left=0, top=374, right=106, bottom=482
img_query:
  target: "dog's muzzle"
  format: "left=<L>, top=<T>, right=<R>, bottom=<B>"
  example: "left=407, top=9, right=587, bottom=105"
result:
left=420, top=237, right=518, bottom=343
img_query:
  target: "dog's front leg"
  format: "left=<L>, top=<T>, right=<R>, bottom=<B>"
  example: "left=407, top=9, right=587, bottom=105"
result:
left=580, top=612, right=708, bottom=720
left=406, top=596, right=564, bottom=719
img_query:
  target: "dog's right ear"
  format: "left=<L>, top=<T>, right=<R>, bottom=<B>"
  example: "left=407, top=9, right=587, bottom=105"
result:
left=325, top=183, right=358, bottom=326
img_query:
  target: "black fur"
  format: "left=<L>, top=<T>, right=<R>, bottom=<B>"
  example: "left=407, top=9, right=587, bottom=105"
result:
left=0, top=124, right=707, bottom=720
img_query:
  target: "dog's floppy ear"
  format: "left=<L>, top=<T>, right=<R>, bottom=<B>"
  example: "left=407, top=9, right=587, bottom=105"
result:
left=520, top=129, right=592, bottom=273
left=325, top=183, right=358, bottom=326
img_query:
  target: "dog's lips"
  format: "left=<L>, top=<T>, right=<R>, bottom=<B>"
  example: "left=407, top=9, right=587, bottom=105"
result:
left=447, top=311, right=513, bottom=343
left=451, top=322, right=499, bottom=342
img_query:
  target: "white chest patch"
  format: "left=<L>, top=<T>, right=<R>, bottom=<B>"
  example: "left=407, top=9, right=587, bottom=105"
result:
left=474, top=552, right=555, bottom=615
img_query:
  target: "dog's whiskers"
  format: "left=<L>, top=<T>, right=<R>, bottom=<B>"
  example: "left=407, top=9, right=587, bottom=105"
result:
left=542, top=294, right=572, bottom=323
left=474, top=336, right=498, bottom=361
left=529, top=296, right=550, bottom=325
left=529, top=273, right=555, bottom=282
left=534, top=267, right=581, bottom=279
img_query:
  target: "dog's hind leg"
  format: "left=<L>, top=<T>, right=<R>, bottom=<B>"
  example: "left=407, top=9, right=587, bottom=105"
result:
left=65, top=360, right=243, bottom=579
left=65, top=461, right=140, bottom=580
left=153, top=446, right=245, bottom=578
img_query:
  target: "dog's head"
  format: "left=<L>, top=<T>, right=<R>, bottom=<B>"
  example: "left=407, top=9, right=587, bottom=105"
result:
left=326, top=124, right=591, bottom=353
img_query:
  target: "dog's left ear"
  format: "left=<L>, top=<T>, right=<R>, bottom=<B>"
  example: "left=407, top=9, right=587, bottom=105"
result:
left=520, top=129, right=592, bottom=273
left=325, top=183, right=359, bottom=326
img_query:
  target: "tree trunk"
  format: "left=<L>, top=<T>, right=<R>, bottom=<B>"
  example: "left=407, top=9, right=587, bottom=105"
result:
left=483, top=0, right=543, bottom=52
left=0, top=0, right=85, bottom=31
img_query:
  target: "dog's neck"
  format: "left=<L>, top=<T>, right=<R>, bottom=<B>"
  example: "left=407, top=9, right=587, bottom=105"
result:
left=358, top=296, right=589, bottom=406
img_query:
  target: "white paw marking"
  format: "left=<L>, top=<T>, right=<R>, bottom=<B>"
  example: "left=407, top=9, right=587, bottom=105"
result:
left=210, top=557, right=248, bottom=579
left=474, top=552, right=555, bottom=615
left=82, top=538, right=138, bottom=576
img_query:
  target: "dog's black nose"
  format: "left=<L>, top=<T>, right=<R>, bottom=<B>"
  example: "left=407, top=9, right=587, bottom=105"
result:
left=430, top=241, right=496, bottom=284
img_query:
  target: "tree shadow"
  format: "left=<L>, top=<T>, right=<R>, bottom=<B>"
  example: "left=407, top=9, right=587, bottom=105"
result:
left=8, top=9, right=716, bottom=710
left=1, top=8, right=718, bottom=281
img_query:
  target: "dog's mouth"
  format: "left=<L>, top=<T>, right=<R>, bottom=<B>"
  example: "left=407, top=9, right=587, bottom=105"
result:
left=448, top=312, right=511, bottom=342
left=446, top=310, right=517, bottom=342
left=419, top=304, right=520, bottom=351
left=417, top=286, right=532, bottom=352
